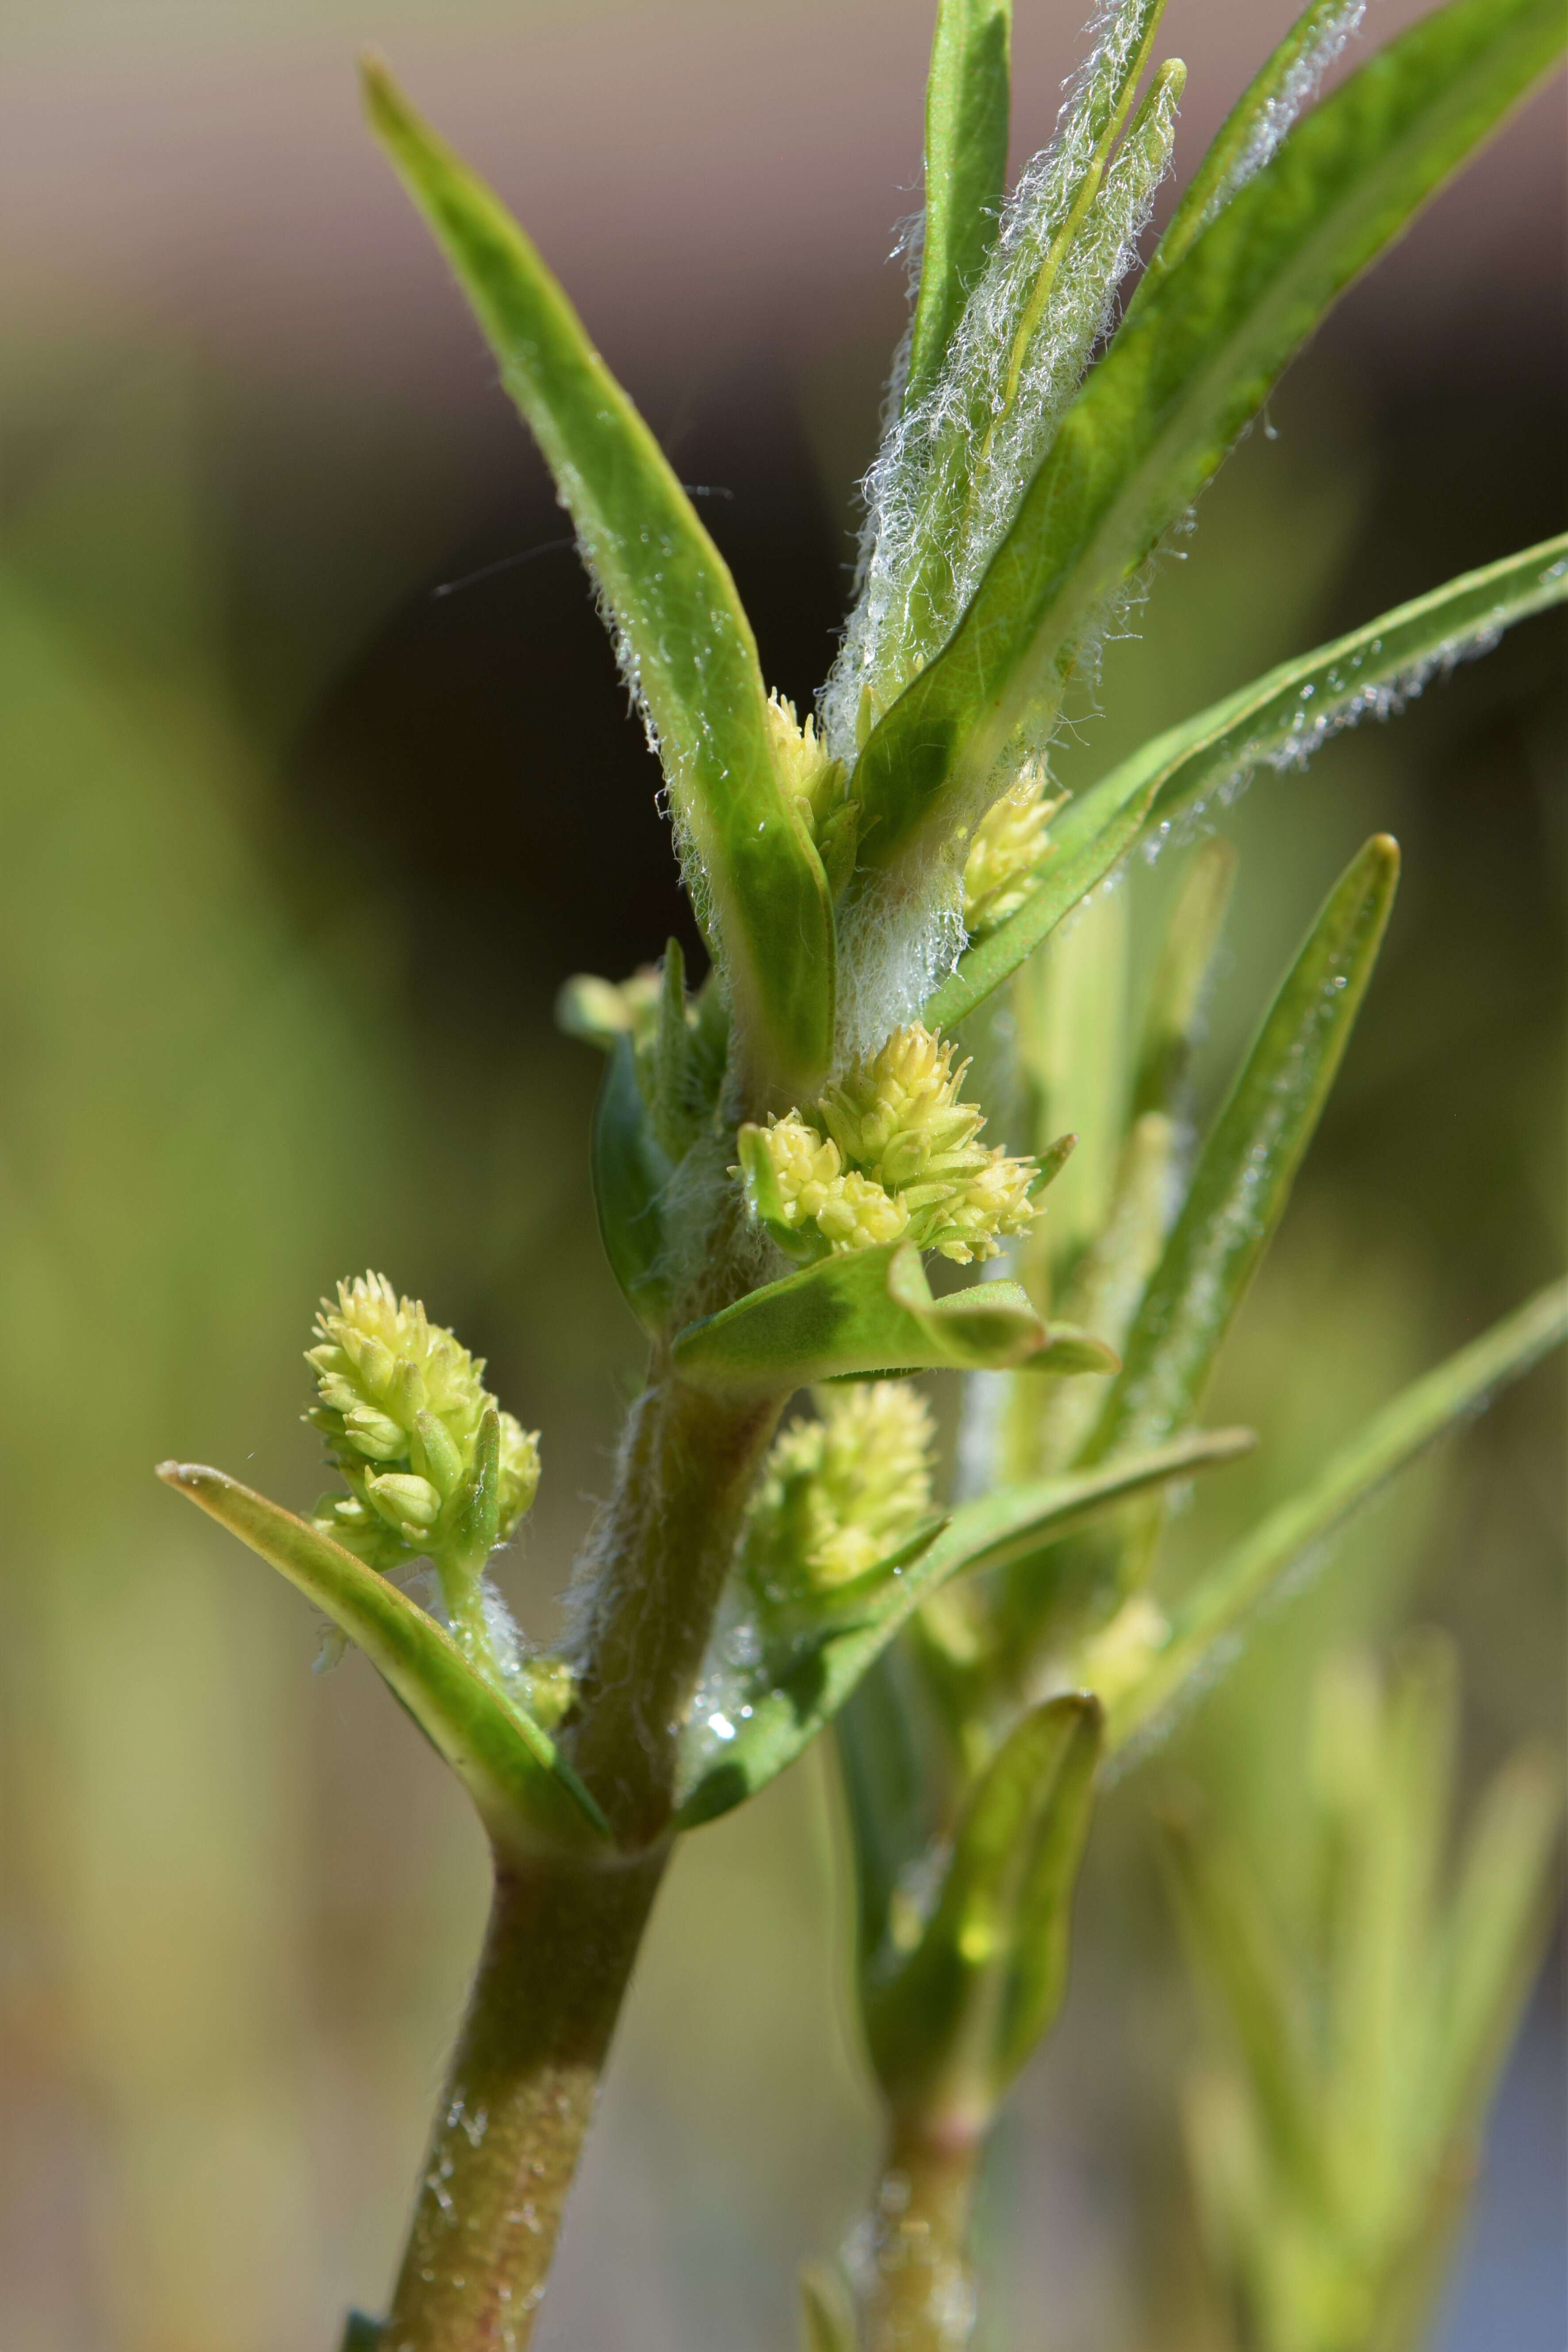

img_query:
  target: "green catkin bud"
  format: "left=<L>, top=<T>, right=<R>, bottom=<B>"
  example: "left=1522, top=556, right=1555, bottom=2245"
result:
left=743, top=1021, right=1043, bottom=1265
left=306, top=1272, right=541, bottom=1609
left=960, top=760, right=1065, bottom=935
left=743, top=1381, right=937, bottom=1600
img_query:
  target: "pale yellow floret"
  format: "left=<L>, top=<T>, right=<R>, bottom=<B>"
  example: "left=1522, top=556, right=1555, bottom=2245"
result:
left=744, top=1380, right=936, bottom=1597
left=748, top=1021, right=1043, bottom=1262
left=961, top=761, right=1065, bottom=935
left=765, top=692, right=848, bottom=831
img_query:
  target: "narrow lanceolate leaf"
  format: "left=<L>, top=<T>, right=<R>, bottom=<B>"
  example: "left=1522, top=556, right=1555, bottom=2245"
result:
left=674, top=1427, right=1251, bottom=1826
left=863, top=1696, right=1102, bottom=2123
left=1164, top=1817, right=1323, bottom=2195
left=903, top=0, right=1014, bottom=416
left=1106, top=1279, right=1568, bottom=1749
left=1132, top=837, right=1238, bottom=1118
left=929, top=533, right=1568, bottom=1026
left=159, top=1464, right=612, bottom=1858
left=1086, top=836, right=1399, bottom=1464
left=591, top=1036, right=672, bottom=1334
left=670, top=1237, right=1118, bottom=1396
left=851, top=0, right=1565, bottom=886
left=1139, top=0, right=1370, bottom=289
left=1432, top=1750, right=1562, bottom=2147
left=364, top=63, right=836, bottom=1100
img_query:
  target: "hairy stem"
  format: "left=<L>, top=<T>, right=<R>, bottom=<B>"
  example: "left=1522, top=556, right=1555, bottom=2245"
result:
left=859, top=2115, right=983, bottom=2352
left=380, top=1853, right=663, bottom=2352
left=381, top=1170, right=786, bottom=2344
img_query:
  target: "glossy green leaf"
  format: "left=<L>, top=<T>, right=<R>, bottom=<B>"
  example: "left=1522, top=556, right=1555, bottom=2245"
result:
left=863, top=1696, right=1101, bottom=2122
left=1086, top=835, right=1399, bottom=1466
left=1105, top=1277, right=1568, bottom=1750
left=670, top=1237, right=1117, bottom=1396
left=364, top=62, right=836, bottom=1101
left=159, top=1462, right=612, bottom=1859
left=853, top=0, right=1564, bottom=887
left=903, top=0, right=1013, bottom=416
left=591, top=1035, right=672, bottom=1334
left=674, top=1426, right=1251, bottom=1827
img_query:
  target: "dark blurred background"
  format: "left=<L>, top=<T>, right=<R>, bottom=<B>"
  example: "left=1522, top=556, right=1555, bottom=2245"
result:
left=0, top=4, right=1562, bottom=2347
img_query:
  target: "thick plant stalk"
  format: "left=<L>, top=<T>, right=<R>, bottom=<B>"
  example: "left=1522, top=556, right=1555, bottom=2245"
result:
left=384, top=1318, right=785, bottom=2346
left=860, top=2115, right=983, bottom=2352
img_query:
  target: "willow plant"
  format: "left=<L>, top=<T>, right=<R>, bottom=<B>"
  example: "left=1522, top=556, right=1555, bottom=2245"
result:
left=160, top=2, right=1568, bottom=2346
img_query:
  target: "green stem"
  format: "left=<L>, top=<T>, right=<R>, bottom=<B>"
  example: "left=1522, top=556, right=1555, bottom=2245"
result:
left=380, top=1180, right=786, bottom=2344
left=380, top=1852, right=663, bottom=2352
left=859, top=2114, right=983, bottom=2352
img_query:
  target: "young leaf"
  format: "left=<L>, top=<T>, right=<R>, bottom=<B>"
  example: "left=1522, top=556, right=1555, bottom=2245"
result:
left=670, top=1237, right=1118, bottom=1396
left=1104, top=1277, right=1568, bottom=1750
left=674, top=1426, right=1251, bottom=1827
left=1431, top=1750, right=1562, bottom=2149
left=1085, top=834, right=1399, bottom=1465
left=928, top=532, right=1568, bottom=1026
left=852, top=0, right=1565, bottom=888
left=903, top=0, right=1014, bottom=416
left=1164, top=1816, right=1324, bottom=2198
left=1139, top=0, right=1371, bottom=289
left=591, top=1035, right=672, bottom=1335
left=1131, top=836, right=1238, bottom=1118
left=364, top=62, right=836, bottom=1102
left=158, top=1463, right=612, bottom=1859
left=862, top=1695, right=1102, bottom=2123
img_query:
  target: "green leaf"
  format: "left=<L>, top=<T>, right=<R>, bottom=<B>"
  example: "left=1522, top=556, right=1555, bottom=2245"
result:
left=1139, top=0, right=1370, bottom=290
left=159, top=1463, right=613, bottom=1859
left=1086, top=834, right=1399, bottom=1466
left=591, top=1034, right=672, bottom=1335
left=1117, top=530, right=1568, bottom=844
left=1432, top=1749, right=1561, bottom=2147
left=863, top=1695, right=1102, bottom=2123
left=1164, top=1815, right=1323, bottom=2197
left=339, top=2317, right=382, bottom=2352
left=363, top=61, right=836, bottom=1102
left=1106, top=1277, right=1568, bottom=1751
left=853, top=0, right=1565, bottom=885
left=674, top=1426, right=1252, bottom=1826
left=903, top=0, right=1014, bottom=416
left=1131, top=836, right=1238, bottom=1118
left=671, top=1237, right=1117, bottom=1396
left=929, top=533, right=1568, bottom=1027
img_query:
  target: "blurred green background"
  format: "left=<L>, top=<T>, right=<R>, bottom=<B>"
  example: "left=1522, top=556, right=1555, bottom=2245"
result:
left=0, top=3, right=1561, bottom=2347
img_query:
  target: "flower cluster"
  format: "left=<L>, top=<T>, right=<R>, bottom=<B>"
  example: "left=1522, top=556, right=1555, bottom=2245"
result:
left=960, top=761, right=1063, bottom=936
left=766, top=692, right=859, bottom=897
left=742, top=1381, right=936, bottom=1600
left=748, top=1022, right=1042, bottom=1264
left=307, top=1272, right=540, bottom=1578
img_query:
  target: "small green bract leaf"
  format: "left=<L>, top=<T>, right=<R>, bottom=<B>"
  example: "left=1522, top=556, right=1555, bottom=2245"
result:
left=862, top=1695, right=1102, bottom=2125
left=591, top=1035, right=672, bottom=1334
left=364, top=60, right=836, bottom=1102
left=670, top=1238, right=1115, bottom=1395
left=159, top=1464, right=612, bottom=1860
